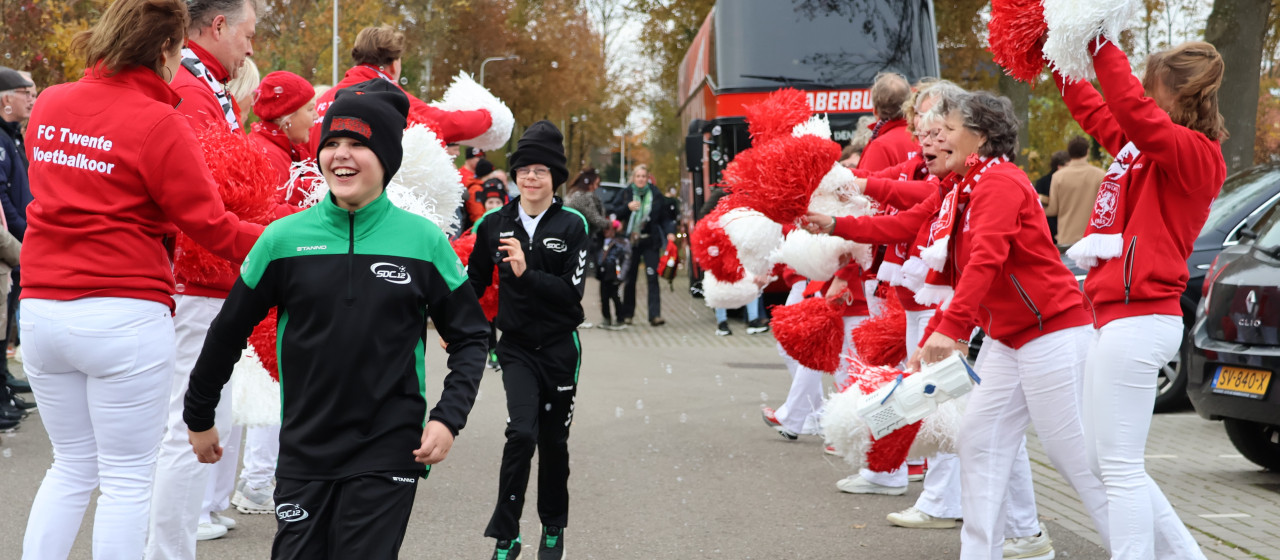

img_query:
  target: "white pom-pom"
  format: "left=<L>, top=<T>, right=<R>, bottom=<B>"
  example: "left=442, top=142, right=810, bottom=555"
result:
left=819, top=388, right=872, bottom=469
left=900, top=256, right=929, bottom=293
left=702, top=271, right=762, bottom=309
left=720, top=208, right=782, bottom=278
left=231, top=347, right=281, bottom=427
left=780, top=229, right=861, bottom=281
left=915, top=283, right=955, bottom=309
left=431, top=71, right=515, bottom=150
left=1043, top=0, right=1141, bottom=81
left=792, top=114, right=832, bottom=140
left=919, top=235, right=950, bottom=272
left=387, top=124, right=465, bottom=235
left=1065, top=232, right=1122, bottom=270
left=908, top=397, right=965, bottom=458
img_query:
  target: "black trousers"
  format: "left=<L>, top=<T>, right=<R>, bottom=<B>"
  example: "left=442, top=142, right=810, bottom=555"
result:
left=621, top=239, right=661, bottom=321
left=271, top=471, right=420, bottom=560
left=599, top=280, right=622, bottom=321
left=485, top=333, right=581, bottom=540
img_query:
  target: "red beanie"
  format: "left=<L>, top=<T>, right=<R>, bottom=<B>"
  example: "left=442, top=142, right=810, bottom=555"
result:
left=253, top=71, right=315, bottom=122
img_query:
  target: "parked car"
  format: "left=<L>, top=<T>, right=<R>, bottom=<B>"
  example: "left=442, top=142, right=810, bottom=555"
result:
left=596, top=181, right=626, bottom=219
left=1062, top=163, right=1280, bottom=411
left=1187, top=200, right=1280, bottom=470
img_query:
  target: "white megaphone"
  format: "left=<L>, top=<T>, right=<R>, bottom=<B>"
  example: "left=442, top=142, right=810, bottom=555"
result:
left=855, top=353, right=980, bottom=439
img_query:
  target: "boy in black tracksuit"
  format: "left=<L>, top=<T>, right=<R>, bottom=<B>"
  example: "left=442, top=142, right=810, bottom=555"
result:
left=184, top=81, right=490, bottom=559
left=469, top=121, right=587, bottom=560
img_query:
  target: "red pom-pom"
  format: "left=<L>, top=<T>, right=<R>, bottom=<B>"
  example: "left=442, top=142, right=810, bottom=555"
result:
left=771, top=296, right=844, bottom=372
left=690, top=210, right=745, bottom=283
left=866, top=421, right=923, bottom=472
left=723, top=134, right=841, bottom=224
left=988, top=0, right=1048, bottom=83
left=451, top=233, right=499, bottom=321
left=248, top=310, right=279, bottom=381
left=175, top=124, right=278, bottom=287
left=745, top=88, right=813, bottom=145
left=851, top=291, right=907, bottom=367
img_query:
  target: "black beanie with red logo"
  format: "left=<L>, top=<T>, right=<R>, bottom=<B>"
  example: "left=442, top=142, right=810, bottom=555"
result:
left=318, top=79, right=409, bottom=186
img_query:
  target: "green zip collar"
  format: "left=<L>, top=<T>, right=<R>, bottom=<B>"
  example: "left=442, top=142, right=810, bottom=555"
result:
left=317, top=189, right=393, bottom=240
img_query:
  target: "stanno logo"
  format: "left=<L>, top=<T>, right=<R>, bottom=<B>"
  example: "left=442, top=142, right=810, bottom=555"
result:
left=543, top=238, right=568, bottom=252
left=392, top=476, right=417, bottom=484
left=296, top=245, right=327, bottom=252
left=371, top=262, right=411, bottom=284
left=276, top=503, right=309, bottom=522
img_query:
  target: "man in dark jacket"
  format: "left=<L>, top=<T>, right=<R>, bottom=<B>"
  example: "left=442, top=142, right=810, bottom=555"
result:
left=607, top=165, right=676, bottom=326
left=469, top=120, right=586, bottom=560
left=0, top=66, right=33, bottom=401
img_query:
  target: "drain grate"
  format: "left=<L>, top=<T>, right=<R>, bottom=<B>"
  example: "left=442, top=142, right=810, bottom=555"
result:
left=725, top=362, right=788, bottom=371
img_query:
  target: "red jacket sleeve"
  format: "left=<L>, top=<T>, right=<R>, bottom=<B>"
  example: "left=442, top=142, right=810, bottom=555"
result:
left=931, top=176, right=1024, bottom=342
left=407, top=93, right=493, bottom=145
left=1091, top=40, right=1215, bottom=183
left=140, top=114, right=263, bottom=263
left=832, top=190, right=940, bottom=245
left=863, top=176, right=937, bottom=209
left=1054, top=70, right=1128, bottom=156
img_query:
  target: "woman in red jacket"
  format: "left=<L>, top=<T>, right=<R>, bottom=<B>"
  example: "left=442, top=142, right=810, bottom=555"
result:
left=1057, top=41, right=1226, bottom=560
left=910, top=92, right=1111, bottom=560
left=249, top=70, right=316, bottom=195
left=19, top=0, right=261, bottom=557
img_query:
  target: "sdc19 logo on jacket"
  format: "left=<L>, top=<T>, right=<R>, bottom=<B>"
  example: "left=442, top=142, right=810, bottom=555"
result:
left=276, top=503, right=309, bottom=522
left=371, top=262, right=412, bottom=284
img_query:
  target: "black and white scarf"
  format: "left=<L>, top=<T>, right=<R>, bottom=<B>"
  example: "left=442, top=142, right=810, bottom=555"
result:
left=180, top=48, right=239, bottom=131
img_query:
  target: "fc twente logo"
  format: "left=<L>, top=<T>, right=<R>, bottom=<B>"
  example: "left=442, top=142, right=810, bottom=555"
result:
left=371, top=262, right=411, bottom=284
left=1092, top=143, right=1140, bottom=229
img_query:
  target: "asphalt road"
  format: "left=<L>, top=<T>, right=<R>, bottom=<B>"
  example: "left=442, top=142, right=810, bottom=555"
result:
left=0, top=278, right=1111, bottom=559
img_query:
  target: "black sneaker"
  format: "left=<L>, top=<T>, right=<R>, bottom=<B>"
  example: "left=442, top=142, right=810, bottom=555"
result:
left=539, top=527, right=564, bottom=560
left=746, top=318, right=770, bottom=335
left=5, top=371, right=30, bottom=393
left=715, top=322, right=732, bottom=336
left=492, top=537, right=521, bottom=560
left=9, top=390, right=34, bottom=410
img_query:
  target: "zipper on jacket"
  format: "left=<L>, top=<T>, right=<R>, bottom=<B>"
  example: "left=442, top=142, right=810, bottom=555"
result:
left=345, top=211, right=355, bottom=306
left=1123, top=236, right=1138, bottom=304
left=1008, top=274, right=1044, bottom=332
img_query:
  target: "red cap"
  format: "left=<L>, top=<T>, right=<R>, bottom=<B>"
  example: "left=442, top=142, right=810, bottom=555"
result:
left=253, top=71, right=315, bottom=122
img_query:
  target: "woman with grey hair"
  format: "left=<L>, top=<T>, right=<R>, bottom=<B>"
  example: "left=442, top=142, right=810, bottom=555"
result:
left=907, top=91, right=1112, bottom=560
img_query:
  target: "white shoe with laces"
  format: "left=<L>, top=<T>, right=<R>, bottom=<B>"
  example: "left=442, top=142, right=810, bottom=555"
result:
left=886, top=506, right=958, bottom=529
left=232, top=480, right=276, bottom=514
left=1004, top=523, right=1055, bottom=559
left=209, top=510, right=237, bottom=530
left=196, top=522, right=227, bottom=541
left=835, top=474, right=907, bottom=495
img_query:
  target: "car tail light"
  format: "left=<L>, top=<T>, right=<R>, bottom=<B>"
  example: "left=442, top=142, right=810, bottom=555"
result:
left=1202, top=255, right=1223, bottom=315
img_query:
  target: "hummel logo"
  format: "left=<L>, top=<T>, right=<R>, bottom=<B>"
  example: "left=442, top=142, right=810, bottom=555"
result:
left=573, top=250, right=587, bottom=285
left=500, top=230, right=515, bottom=237
left=557, top=385, right=574, bottom=392
left=371, top=262, right=411, bottom=284
left=296, top=245, right=327, bottom=252
left=276, top=503, right=309, bottom=522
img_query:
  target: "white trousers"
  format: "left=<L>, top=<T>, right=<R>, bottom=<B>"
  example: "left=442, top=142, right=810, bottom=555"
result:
left=20, top=297, right=175, bottom=560
left=959, top=325, right=1112, bottom=560
left=240, top=425, right=280, bottom=490
left=775, top=282, right=824, bottom=435
left=1083, top=315, right=1205, bottom=560
left=145, top=295, right=239, bottom=560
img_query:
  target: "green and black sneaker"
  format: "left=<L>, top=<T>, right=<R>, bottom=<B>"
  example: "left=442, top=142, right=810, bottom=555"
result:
left=487, top=350, right=502, bottom=371
left=492, top=536, right=521, bottom=560
left=539, top=526, right=564, bottom=560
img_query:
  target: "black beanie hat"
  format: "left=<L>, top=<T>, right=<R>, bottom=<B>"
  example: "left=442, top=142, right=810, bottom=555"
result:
left=508, top=120, right=568, bottom=187
left=477, top=178, right=510, bottom=204
left=474, top=158, right=495, bottom=179
left=318, top=79, right=410, bottom=187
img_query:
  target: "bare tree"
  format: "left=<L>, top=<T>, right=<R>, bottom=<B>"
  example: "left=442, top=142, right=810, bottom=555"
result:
left=1206, top=0, right=1274, bottom=173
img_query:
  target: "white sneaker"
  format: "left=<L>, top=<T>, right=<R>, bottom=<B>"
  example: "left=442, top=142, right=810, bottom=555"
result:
left=1004, top=523, right=1055, bottom=559
left=836, top=474, right=908, bottom=495
left=209, top=511, right=236, bottom=530
left=196, top=522, right=228, bottom=541
left=232, top=481, right=276, bottom=514
left=886, top=506, right=958, bottom=529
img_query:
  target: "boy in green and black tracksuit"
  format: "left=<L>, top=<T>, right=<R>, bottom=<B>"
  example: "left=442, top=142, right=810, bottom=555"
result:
left=184, top=80, right=489, bottom=559
left=470, top=121, right=586, bottom=560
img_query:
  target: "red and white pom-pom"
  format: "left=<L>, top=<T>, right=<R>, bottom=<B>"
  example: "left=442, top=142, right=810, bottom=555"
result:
left=691, top=211, right=746, bottom=284
left=867, top=421, right=923, bottom=472
left=1043, top=0, right=1141, bottom=81
left=387, top=124, right=466, bottom=235
left=792, top=114, right=832, bottom=140
left=231, top=345, right=281, bottom=427
left=430, top=71, right=515, bottom=151
left=719, top=207, right=782, bottom=278
left=779, top=229, right=857, bottom=281
left=821, top=357, right=924, bottom=472
left=851, top=291, right=907, bottom=367
left=249, top=310, right=279, bottom=381
left=745, top=88, right=813, bottom=145
left=176, top=124, right=277, bottom=287
left=909, top=398, right=965, bottom=459
left=988, top=0, right=1049, bottom=83
left=723, top=134, right=842, bottom=225
left=820, top=388, right=872, bottom=465
left=771, top=296, right=844, bottom=373
left=451, top=233, right=499, bottom=321
left=284, top=159, right=327, bottom=208
left=701, top=271, right=762, bottom=309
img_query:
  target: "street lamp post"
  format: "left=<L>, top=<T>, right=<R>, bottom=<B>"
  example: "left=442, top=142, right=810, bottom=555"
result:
left=479, top=55, right=519, bottom=87
left=332, top=0, right=339, bottom=85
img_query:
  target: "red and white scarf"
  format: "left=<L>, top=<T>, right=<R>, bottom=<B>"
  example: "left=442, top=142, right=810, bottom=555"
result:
left=1066, top=141, right=1138, bottom=269
left=876, top=159, right=931, bottom=287
left=915, top=156, right=1006, bottom=308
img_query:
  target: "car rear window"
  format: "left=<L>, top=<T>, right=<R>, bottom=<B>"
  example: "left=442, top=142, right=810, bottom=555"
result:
left=1203, top=167, right=1280, bottom=235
